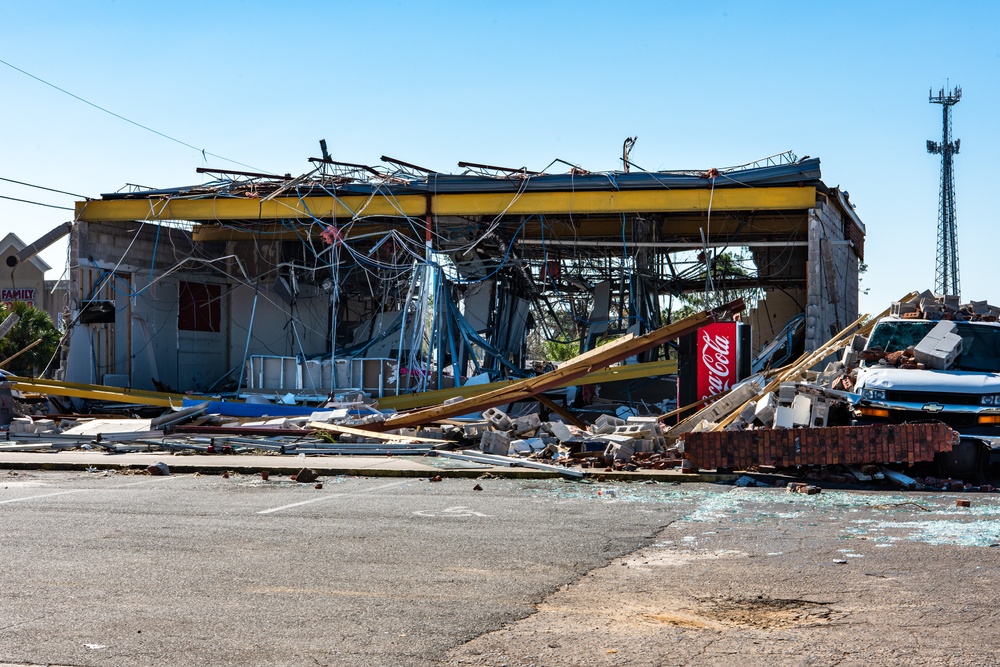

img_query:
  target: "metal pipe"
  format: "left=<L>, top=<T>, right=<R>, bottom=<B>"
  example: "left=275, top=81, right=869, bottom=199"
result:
left=6, top=221, right=72, bottom=267
left=515, top=239, right=806, bottom=249
left=150, top=401, right=210, bottom=429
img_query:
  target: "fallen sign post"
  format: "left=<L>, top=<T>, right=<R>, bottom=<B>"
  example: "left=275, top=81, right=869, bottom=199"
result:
left=435, top=450, right=588, bottom=478
left=308, top=421, right=452, bottom=445
left=0, top=337, right=41, bottom=369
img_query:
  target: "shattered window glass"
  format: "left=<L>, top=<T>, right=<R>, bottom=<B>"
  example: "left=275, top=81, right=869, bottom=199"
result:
left=866, top=320, right=1000, bottom=372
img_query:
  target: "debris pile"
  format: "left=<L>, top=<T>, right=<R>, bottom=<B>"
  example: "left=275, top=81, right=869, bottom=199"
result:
left=891, top=290, right=1000, bottom=322
left=430, top=406, right=681, bottom=477
left=3, top=293, right=1000, bottom=493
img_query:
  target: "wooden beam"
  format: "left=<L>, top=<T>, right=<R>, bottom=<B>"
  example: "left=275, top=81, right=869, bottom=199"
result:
left=375, top=359, right=678, bottom=412
left=370, top=301, right=742, bottom=431
left=536, top=394, right=587, bottom=429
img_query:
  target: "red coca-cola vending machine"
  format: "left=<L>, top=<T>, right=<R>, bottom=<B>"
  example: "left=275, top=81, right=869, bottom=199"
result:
left=676, top=321, right=751, bottom=419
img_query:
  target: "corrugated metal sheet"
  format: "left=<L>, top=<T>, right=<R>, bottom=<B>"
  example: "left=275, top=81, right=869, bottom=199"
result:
left=100, top=158, right=822, bottom=200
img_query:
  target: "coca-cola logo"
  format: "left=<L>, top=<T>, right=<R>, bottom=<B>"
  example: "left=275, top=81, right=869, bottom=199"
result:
left=699, top=326, right=735, bottom=399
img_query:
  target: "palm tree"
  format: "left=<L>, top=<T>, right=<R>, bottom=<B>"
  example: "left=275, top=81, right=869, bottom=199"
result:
left=0, top=301, right=61, bottom=376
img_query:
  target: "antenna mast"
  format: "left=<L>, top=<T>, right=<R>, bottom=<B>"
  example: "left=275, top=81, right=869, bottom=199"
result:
left=926, top=84, right=962, bottom=298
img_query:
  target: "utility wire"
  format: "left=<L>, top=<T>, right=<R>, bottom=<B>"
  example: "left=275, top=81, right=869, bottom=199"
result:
left=0, top=57, right=261, bottom=172
left=0, top=176, right=88, bottom=199
left=0, top=194, right=73, bottom=210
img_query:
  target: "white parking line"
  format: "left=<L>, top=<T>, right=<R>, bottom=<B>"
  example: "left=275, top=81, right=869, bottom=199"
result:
left=116, top=476, right=182, bottom=487
left=257, top=480, right=411, bottom=515
left=0, top=475, right=181, bottom=504
left=0, top=489, right=88, bottom=505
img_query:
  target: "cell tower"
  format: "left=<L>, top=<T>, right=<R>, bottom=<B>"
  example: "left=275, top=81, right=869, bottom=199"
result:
left=926, top=84, right=962, bottom=298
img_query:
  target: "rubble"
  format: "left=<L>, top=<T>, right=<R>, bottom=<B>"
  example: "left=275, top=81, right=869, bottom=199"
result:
left=4, top=292, right=1000, bottom=494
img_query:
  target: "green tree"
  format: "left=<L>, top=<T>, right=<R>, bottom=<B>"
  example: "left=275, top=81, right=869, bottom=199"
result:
left=527, top=303, right=581, bottom=363
left=541, top=338, right=579, bottom=363
left=666, top=251, right=761, bottom=322
left=0, top=301, right=61, bottom=376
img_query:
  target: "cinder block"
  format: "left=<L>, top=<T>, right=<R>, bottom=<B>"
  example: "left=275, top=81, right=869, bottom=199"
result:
left=599, top=433, right=636, bottom=446
left=593, top=414, right=626, bottom=434
left=774, top=405, right=795, bottom=429
left=511, top=413, right=541, bottom=435
left=635, top=439, right=655, bottom=453
left=754, top=392, right=778, bottom=425
left=626, top=416, right=660, bottom=426
left=482, top=407, right=512, bottom=431
left=613, top=424, right=648, bottom=438
left=914, top=320, right=963, bottom=370
left=778, top=382, right=798, bottom=405
left=790, top=394, right=812, bottom=427
left=510, top=437, right=545, bottom=454
left=545, top=421, right=573, bottom=442
left=9, top=417, right=33, bottom=434
left=810, top=400, right=830, bottom=428
left=30, top=419, right=56, bottom=433
left=479, top=430, right=511, bottom=455
left=604, top=440, right=635, bottom=461
left=462, top=421, right=488, bottom=439
left=691, top=419, right=716, bottom=432
left=311, top=409, right=349, bottom=422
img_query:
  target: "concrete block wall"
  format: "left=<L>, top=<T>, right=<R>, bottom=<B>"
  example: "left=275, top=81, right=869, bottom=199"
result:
left=69, top=221, right=334, bottom=393
left=79, top=221, right=217, bottom=273
left=805, top=198, right=860, bottom=353
left=746, top=288, right=805, bottom=354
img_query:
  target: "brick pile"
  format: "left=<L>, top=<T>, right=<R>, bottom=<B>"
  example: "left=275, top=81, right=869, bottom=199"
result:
left=682, top=421, right=960, bottom=471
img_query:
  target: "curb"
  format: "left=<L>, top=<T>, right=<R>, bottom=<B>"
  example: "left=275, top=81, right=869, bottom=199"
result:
left=0, top=454, right=736, bottom=484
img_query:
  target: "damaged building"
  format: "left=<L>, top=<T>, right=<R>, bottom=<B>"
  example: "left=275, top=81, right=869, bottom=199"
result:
left=21, top=151, right=864, bottom=408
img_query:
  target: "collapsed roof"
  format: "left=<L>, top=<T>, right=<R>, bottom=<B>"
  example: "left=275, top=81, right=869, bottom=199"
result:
left=63, top=151, right=864, bottom=400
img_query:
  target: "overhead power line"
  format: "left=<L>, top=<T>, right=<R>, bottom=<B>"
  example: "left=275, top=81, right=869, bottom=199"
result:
left=0, top=57, right=262, bottom=172
left=0, top=176, right=88, bottom=199
left=0, top=194, right=73, bottom=210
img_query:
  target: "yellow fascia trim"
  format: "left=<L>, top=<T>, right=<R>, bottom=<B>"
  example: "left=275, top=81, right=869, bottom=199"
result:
left=75, top=195, right=429, bottom=222
left=433, top=187, right=815, bottom=216
left=76, top=186, right=816, bottom=223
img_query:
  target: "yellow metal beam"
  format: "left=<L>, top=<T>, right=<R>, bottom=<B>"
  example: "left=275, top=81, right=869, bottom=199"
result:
left=431, top=187, right=816, bottom=217
left=8, top=377, right=223, bottom=408
left=7, top=359, right=677, bottom=412
left=376, top=359, right=678, bottom=412
left=77, top=186, right=816, bottom=223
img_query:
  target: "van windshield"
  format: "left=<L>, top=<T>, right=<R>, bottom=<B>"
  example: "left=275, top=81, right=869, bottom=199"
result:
left=867, top=320, right=1000, bottom=373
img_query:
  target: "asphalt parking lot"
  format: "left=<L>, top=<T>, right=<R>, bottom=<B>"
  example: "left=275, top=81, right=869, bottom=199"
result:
left=3, top=470, right=1000, bottom=666
left=0, top=469, right=674, bottom=667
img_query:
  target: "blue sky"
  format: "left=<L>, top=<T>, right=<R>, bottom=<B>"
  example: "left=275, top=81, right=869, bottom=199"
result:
left=2, top=1, right=999, bottom=315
